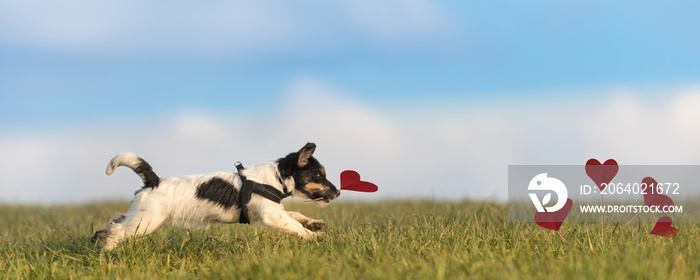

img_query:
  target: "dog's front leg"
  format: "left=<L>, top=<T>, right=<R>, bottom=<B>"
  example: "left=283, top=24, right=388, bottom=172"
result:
left=259, top=211, right=324, bottom=240
left=286, top=211, right=325, bottom=231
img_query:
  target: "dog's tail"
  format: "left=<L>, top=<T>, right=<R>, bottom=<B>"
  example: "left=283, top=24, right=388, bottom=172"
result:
left=106, top=153, right=160, bottom=189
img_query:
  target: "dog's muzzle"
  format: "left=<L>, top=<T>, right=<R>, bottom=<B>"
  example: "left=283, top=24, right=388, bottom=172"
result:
left=310, top=189, right=340, bottom=205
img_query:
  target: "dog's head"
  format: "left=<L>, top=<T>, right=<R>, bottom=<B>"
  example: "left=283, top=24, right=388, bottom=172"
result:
left=278, top=143, right=340, bottom=206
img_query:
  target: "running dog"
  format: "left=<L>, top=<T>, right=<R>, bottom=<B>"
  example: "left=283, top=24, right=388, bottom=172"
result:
left=91, top=143, right=339, bottom=251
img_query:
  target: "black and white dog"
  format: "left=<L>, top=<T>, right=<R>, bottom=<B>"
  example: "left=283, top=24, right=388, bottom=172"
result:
left=91, top=143, right=340, bottom=251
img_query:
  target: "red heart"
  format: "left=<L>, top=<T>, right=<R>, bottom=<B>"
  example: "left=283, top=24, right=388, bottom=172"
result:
left=585, top=159, right=619, bottom=191
left=649, top=216, right=679, bottom=238
left=641, top=177, right=674, bottom=208
left=340, top=170, right=378, bottom=192
left=534, top=198, right=573, bottom=231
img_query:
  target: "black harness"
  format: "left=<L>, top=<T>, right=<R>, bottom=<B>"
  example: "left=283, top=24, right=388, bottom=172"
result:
left=235, top=162, right=291, bottom=224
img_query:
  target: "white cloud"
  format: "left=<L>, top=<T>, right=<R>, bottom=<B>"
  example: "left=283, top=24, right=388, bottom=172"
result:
left=0, top=0, right=454, bottom=57
left=579, top=89, right=700, bottom=164
left=340, top=0, right=452, bottom=44
left=2, top=77, right=700, bottom=204
left=279, top=76, right=402, bottom=158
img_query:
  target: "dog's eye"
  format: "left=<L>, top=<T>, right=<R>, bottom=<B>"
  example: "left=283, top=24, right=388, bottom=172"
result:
left=315, top=172, right=323, bottom=178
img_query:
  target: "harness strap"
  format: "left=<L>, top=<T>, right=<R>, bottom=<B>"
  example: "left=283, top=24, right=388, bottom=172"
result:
left=235, top=162, right=290, bottom=224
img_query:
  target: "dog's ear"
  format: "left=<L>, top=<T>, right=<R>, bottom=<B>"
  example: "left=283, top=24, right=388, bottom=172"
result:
left=297, top=143, right=316, bottom=167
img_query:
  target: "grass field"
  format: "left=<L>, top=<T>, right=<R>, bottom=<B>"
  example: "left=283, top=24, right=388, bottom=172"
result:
left=1, top=200, right=698, bottom=279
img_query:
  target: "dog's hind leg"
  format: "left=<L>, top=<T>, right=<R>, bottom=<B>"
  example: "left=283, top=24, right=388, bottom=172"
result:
left=123, top=205, right=168, bottom=238
left=91, top=212, right=127, bottom=251
left=92, top=194, right=169, bottom=251
left=96, top=210, right=168, bottom=251
left=91, top=212, right=125, bottom=243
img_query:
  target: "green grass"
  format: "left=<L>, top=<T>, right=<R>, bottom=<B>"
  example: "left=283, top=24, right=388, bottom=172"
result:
left=1, top=200, right=698, bottom=279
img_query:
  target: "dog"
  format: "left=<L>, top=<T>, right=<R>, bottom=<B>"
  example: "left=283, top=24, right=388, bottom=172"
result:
left=91, top=143, right=340, bottom=251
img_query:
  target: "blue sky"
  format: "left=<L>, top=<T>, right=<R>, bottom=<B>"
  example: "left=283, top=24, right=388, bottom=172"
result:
left=1, top=1, right=700, bottom=204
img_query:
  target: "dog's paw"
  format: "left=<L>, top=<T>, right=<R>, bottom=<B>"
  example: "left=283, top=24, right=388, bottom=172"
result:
left=300, top=231, right=326, bottom=241
left=313, top=231, right=326, bottom=241
left=90, top=230, right=108, bottom=244
left=303, top=220, right=326, bottom=231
